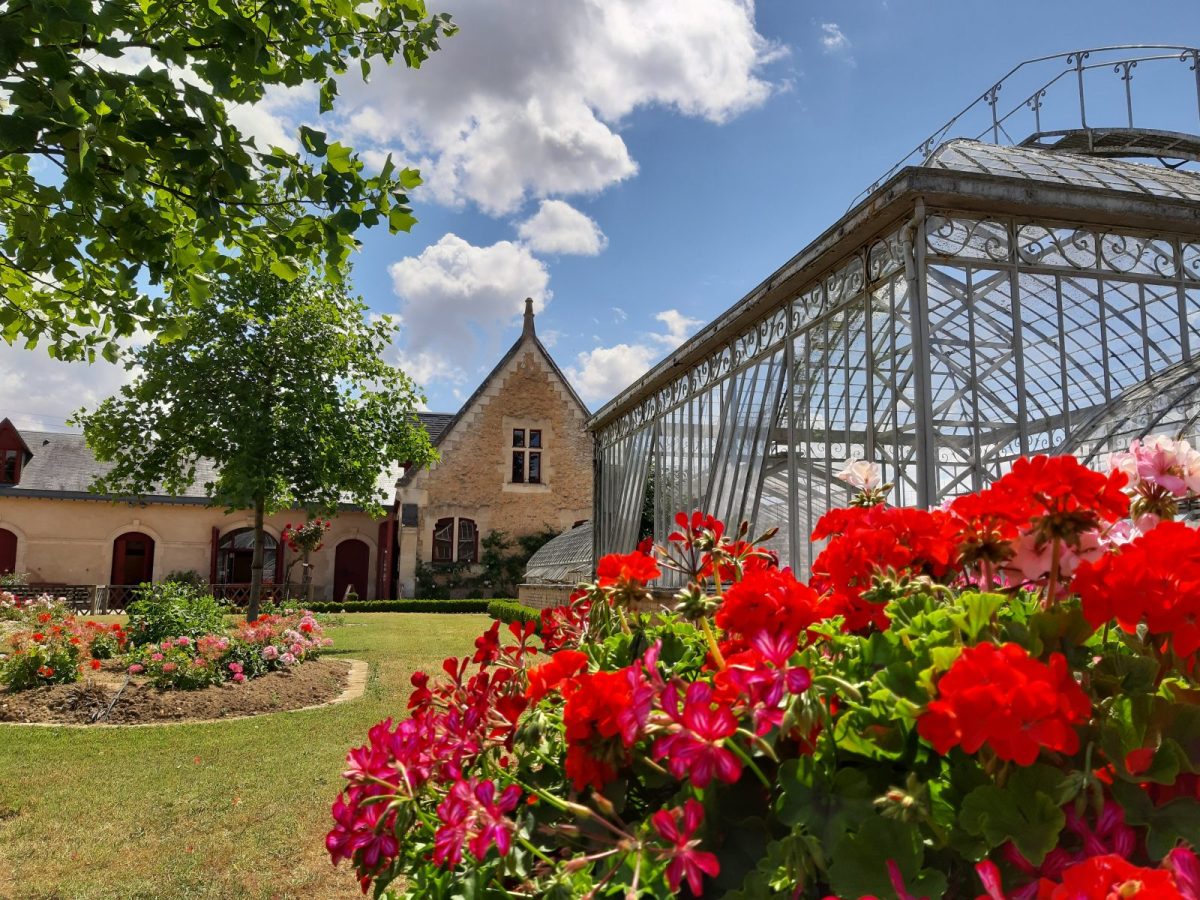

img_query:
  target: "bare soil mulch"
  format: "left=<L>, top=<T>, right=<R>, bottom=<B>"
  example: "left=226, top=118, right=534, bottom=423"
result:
left=0, top=657, right=351, bottom=725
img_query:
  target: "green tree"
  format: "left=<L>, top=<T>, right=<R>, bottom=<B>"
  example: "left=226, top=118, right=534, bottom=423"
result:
left=0, top=0, right=454, bottom=358
left=74, top=267, right=436, bottom=620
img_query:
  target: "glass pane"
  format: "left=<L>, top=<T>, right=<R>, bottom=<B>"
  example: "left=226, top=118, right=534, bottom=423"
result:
left=529, top=429, right=542, bottom=448
left=512, top=429, right=525, bottom=448
left=528, top=452, right=541, bottom=484
left=512, top=451, right=525, bottom=483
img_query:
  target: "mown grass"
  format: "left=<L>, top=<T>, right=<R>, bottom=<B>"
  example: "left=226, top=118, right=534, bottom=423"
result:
left=0, top=613, right=489, bottom=900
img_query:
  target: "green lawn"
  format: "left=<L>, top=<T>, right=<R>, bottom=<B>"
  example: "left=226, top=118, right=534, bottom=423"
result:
left=0, top=613, right=489, bottom=900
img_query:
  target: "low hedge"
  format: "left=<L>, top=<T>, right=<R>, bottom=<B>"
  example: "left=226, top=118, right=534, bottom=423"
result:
left=295, top=599, right=494, bottom=614
left=487, top=598, right=542, bottom=628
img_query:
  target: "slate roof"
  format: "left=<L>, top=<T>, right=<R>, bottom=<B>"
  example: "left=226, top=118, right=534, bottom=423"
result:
left=523, top=521, right=593, bottom=585
left=0, top=430, right=218, bottom=503
left=1, top=413, right=454, bottom=505
left=416, top=412, right=455, bottom=444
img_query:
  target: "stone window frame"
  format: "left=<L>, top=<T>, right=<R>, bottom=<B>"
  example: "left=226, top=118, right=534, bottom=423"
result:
left=510, top=427, right=544, bottom=485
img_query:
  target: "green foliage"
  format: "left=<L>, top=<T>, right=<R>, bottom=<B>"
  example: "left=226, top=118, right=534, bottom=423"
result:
left=162, top=570, right=206, bottom=589
left=0, top=0, right=454, bottom=357
left=414, top=561, right=448, bottom=600
left=125, top=582, right=228, bottom=646
left=0, top=572, right=29, bottom=588
left=487, top=599, right=541, bottom=629
left=300, top=599, right=493, bottom=614
left=0, top=633, right=82, bottom=689
left=74, top=266, right=437, bottom=620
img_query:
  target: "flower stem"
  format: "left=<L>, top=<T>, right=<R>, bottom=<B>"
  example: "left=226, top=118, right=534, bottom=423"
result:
left=699, top=616, right=725, bottom=669
left=518, top=835, right=556, bottom=867
left=726, top=738, right=771, bottom=789
left=1044, top=538, right=1062, bottom=608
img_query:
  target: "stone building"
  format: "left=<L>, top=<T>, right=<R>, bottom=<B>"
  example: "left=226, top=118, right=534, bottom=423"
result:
left=0, top=417, right=386, bottom=604
left=394, top=300, right=593, bottom=596
left=0, top=301, right=594, bottom=603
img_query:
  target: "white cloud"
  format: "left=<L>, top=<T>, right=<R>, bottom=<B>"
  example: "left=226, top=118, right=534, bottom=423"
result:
left=612, top=307, right=627, bottom=323
left=565, top=307, right=704, bottom=405
left=331, top=0, right=781, bottom=214
left=0, top=342, right=140, bottom=432
left=818, top=22, right=852, bottom=56
left=388, top=234, right=550, bottom=391
left=652, top=309, right=705, bottom=346
left=517, top=200, right=608, bottom=256
left=565, top=342, right=661, bottom=406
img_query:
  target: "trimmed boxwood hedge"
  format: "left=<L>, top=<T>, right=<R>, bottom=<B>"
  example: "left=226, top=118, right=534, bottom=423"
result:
left=487, top=598, right=542, bottom=628
left=296, top=599, right=494, bottom=614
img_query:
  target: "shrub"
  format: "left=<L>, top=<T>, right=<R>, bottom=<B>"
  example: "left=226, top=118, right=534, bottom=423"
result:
left=0, top=628, right=87, bottom=689
left=326, top=438, right=1200, bottom=899
left=300, top=599, right=491, bottom=614
left=125, top=610, right=332, bottom=689
left=125, top=582, right=228, bottom=646
left=128, top=634, right=228, bottom=689
left=486, top=598, right=541, bottom=629
left=162, top=569, right=206, bottom=588
left=0, top=591, right=69, bottom=623
left=0, top=615, right=117, bottom=690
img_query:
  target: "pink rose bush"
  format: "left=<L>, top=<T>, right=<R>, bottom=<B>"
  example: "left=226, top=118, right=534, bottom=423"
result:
left=326, top=439, right=1200, bottom=898
left=123, top=610, right=331, bottom=689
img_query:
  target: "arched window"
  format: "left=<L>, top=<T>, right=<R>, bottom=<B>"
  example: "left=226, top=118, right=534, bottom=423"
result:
left=432, top=517, right=454, bottom=564
left=0, top=528, right=16, bottom=575
left=217, top=528, right=278, bottom=584
left=111, top=532, right=155, bottom=585
left=457, top=519, right=478, bottom=564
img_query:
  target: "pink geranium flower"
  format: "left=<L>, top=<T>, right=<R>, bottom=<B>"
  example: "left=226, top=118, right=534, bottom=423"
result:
left=650, top=799, right=720, bottom=896
left=652, top=682, right=742, bottom=787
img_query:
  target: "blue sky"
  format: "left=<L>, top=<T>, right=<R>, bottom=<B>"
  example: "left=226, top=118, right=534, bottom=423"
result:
left=5, top=1, right=1200, bottom=428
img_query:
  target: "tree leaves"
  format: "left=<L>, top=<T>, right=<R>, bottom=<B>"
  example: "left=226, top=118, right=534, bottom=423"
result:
left=0, top=0, right=454, bottom=358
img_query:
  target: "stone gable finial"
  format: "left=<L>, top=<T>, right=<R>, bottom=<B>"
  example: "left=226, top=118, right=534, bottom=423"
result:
left=523, top=297, right=535, bottom=337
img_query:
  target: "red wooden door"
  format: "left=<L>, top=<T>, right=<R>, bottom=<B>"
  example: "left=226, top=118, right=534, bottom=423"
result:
left=111, top=532, right=155, bottom=585
left=333, top=539, right=370, bottom=602
left=0, top=528, right=16, bottom=575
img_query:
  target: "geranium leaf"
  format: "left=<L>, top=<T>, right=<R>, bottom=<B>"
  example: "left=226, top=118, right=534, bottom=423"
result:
left=959, top=765, right=1068, bottom=865
left=827, top=815, right=946, bottom=899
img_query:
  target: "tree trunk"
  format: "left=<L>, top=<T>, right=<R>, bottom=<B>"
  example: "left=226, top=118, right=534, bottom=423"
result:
left=301, top=548, right=314, bottom=604
left=248, top=495, right=265, bottom=622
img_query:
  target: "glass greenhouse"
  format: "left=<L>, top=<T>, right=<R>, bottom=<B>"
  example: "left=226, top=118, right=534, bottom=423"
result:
left=589, top=46, right=1200, bottom=576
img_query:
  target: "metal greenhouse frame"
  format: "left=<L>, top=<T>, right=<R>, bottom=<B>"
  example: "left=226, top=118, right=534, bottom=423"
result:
left=589, top=46, right=1200, bottom=576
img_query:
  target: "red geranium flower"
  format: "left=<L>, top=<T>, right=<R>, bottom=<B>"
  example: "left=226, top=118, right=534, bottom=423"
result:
left=1072, top=520, right=1200, bottom=657
left=596, top=551, right=660, bottom=587
left=526, top=649, right=589, bottom=703
left=989, top=455, right=1129, bottom=545
left=715, top=567, right=821, bottom=643
left=810, top=504, right=959, bottom=632
left=918, top=643, right=1091, bottom=766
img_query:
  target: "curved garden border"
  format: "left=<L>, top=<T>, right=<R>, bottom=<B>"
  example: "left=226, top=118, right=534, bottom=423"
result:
left=0, top=658, right=369, bottom=728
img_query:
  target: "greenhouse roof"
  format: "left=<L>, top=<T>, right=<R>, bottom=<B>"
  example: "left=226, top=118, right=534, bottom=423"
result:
left=925, top=139, right=1200, bottom=203
left=524, top=521, right=593, bottom=585
left=589, top=138, right=1200, bottom=432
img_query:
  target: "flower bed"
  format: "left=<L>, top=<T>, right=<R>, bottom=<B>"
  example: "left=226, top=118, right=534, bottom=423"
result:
left=0, top=595, right=127, bottom=690
left=126, top=611, right=332, bottom=690
left=2, top=590, right=332, bottom=698
left=326, top=438, right=1200, bottom=899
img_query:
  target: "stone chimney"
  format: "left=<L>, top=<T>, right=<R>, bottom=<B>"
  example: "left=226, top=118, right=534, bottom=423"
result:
left=522, top=297, right=535, bottom=337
